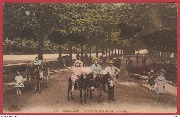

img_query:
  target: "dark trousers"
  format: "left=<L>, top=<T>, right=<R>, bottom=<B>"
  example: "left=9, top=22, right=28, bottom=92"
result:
left=108, top=86, right=114, bottom=100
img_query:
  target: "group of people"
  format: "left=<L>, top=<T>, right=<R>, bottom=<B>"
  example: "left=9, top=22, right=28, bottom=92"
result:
left=14, top=54, right=167, bottom=102
left=76, top=53, right=90, bottom=67
left=136, top=52, right=147, bottom=66
left=127, top=55, right=167, bottom=102
left=71, top=53, right=167, bottom=102
left=71, top=56, right=121, bottom=102
left=61, top=55, right=71, bottom=68
left=14, top=57, right=50, bottom=95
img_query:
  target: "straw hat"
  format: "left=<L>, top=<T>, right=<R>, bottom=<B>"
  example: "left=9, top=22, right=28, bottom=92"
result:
left=92, top=57, right=99, bottom=62
left=108, top=60, right=114, bottom=64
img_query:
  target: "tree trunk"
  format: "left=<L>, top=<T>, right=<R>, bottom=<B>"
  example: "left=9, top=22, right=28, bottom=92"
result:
left=115, top=48, right=117, bottom=55
left=21, top=38, right=23, bottom=46
left=90, top=47, right=92, bottom=58
left=96, top=45, right=98, bottom=58
left=155, top=51, right=157, bottom=57
left=102, top=48, right=104, bottom=58
left=38, top=38, right=43, bottom=60
left=164, top=52, right=166, bottom=58
left=111, top=48, right=113, bottom=56
left=162, top=52, right=164, bottom=58
left=29, top=45, right=32, bottom=50
left=109, top=47, right=111, bottom=56
left=165, top=52, right=168, bottom=58
left=58, top=45, right=62, bottom=59
left=51, top=43, right=54, bottom=51
left=118, top=49, right=120, bottom=56
left=121, top=50, right=123, bottom=58
left=174, top=53, right=177, bottom=60
left=105, top=48, right=108, bottom=56
left=80, top=44, right=83, bottom=60
left=69, top=42, right=73, bottom=63
left=158, top=51, right=160, bottom=57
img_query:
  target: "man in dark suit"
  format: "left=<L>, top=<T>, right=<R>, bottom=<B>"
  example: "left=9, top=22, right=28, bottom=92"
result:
left=113, top=57, right=121, bottom=69
left=142, top=54, right=147, bottom=66
left=124, top=56, right=133, bottom=78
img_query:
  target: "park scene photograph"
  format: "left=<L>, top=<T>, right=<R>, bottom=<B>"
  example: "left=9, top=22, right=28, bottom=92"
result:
left=2, top=3, right=177, bottom=113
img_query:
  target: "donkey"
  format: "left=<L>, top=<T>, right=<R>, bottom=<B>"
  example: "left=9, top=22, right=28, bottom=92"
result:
left=86, top=73, right=110, bottom=103
left=68, top=74, right=89, bottom=105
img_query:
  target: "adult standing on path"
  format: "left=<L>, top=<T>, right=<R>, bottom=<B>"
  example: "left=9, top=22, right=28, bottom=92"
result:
left=136, top=52, right=139, bottom=64
left=113, top=57, right=121, bottom=69
left=26, top=61, right=31, bottom=82
left=142, top=54, right=147, bottom=66
left=76, top=53, right=80, bottom=60
left=113, top=56, right=121, bottom=79
left=65, top=55, right=71, bottom=67
left=105, top=60, right=120, bottom=102
left=43, top=60, right=50, bottom=83
left=124, top=56, right=133, bottom=79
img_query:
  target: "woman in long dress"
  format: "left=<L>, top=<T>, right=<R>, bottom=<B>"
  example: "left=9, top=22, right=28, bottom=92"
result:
left=155, top=69, right=166, bottom=101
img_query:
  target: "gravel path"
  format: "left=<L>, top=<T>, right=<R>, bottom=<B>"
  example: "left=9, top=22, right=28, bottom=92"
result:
left=3, top=54, right=177, bottom=113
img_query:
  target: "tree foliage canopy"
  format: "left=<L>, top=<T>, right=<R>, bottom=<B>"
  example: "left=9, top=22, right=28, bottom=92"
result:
left=3, top=3, right=178, bottom=53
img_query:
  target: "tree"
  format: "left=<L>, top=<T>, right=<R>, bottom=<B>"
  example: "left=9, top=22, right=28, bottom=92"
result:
left=67, top=33, right=87, bottom=59
left=4, top=3, right=61, bottom=59
left=48, top=30, right=66, bottom=59
left=4, top=3, right=177, bottom=58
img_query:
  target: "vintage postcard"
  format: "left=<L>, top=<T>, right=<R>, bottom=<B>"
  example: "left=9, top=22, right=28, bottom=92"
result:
left=1, top=0, right=179, bottom=115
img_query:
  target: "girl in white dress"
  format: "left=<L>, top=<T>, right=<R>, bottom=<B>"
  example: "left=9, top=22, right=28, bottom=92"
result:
left=155, top=69, right=166, bottom=101
left=14, top=71, right=24, bottom=95
left=71, top=60, right=83, bottom=91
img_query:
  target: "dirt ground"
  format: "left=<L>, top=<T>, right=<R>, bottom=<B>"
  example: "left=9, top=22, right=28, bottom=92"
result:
left=2, top=55, right=177, bottom=113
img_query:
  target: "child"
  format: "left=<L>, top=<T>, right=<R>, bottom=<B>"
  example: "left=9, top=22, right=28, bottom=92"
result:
left=71, top=60, right=83, bottom=91
left=14, top=71, right=24, bottom=95
left=148, top=67, right=156, bottom=92
left=39, top=66, right=44, bottom=80
left=155, top=69, right=166, bottom=102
